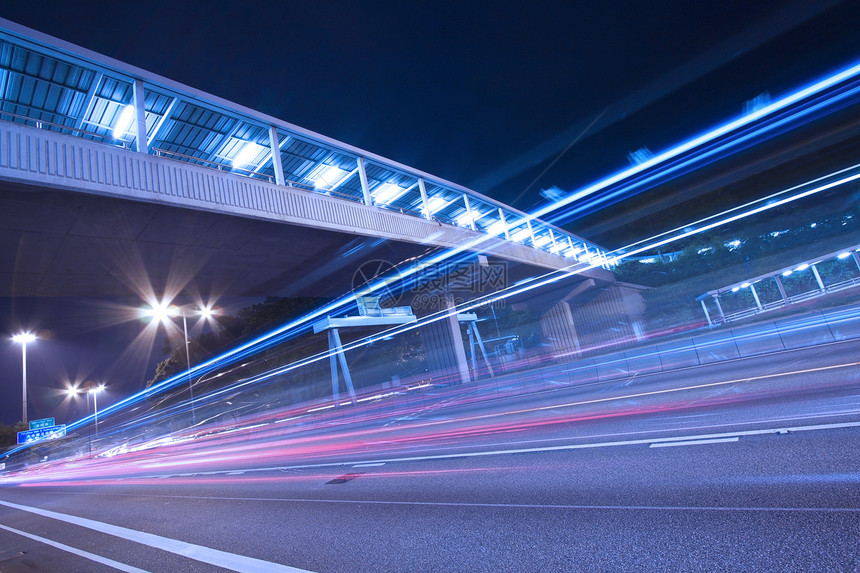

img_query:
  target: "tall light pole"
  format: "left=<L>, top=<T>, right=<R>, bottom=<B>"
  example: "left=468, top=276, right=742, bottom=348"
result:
left=141, top=302, right=216, bottom=425
left=12, top=332, right=36, bottom=425
left=89, top=384, right=105, bottom=436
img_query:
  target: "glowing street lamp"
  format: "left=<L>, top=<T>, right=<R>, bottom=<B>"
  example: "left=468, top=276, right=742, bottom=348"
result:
left=140, top=302, right=217, bottom=425
left=12, top=332, right=36, bottom=425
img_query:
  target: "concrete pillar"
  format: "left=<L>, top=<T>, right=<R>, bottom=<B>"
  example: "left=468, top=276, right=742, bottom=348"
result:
left=540, top=300, right=582, bottom=356
left=418, top=294, right=471, bottom=385
left=268, top=126, right=286, bottom=186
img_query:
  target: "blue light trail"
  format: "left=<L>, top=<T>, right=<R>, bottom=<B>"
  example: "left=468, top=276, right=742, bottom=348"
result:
left=7, top=55, right=860, bottom=458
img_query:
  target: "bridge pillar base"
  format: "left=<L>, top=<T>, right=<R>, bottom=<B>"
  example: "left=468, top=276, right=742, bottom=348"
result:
left=418, top=293, right=471, bottom=385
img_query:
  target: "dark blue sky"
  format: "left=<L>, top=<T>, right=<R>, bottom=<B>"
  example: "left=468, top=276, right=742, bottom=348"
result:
left=5, top=1, right=855, bottom=204
left=1, top=1, right=858, bottom=425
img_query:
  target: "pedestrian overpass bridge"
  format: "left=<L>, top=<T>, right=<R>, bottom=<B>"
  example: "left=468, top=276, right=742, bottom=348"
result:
left=0, top=17, right=612, bottom=300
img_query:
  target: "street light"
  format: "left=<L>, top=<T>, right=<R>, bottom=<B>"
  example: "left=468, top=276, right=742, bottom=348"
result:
left=12, top=332, right=37, bottom=425
left=89, top=384, right=105, bottom=436
left=140, top=302, right=217, bottom=425
left=65, top=384, right=84, bottom=418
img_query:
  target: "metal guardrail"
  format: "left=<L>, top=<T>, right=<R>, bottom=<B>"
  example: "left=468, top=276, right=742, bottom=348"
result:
left=0, top=109, right=133, bottom=148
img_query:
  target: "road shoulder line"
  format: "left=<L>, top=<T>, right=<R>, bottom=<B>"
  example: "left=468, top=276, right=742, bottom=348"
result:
left=0, top=499, right=313, bottom=573
left=0, top=523, right=150, bottom=573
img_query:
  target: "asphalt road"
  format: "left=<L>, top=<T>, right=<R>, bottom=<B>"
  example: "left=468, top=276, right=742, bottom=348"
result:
left=1, top=340, right=859, bottom=572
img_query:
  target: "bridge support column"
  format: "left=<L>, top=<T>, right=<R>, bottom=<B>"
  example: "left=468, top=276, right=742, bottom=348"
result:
left=543, top=281, right=647, bottom=354
left=540, top=300, right=582, bottom=357
left=418, top=293, right=471, bottom=385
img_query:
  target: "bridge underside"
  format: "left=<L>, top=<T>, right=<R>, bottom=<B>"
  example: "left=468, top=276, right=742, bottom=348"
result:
left=0, top=182, right=606, bottom=301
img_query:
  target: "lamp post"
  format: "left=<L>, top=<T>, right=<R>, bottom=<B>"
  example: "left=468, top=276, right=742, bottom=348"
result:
left=89, top=385, right=105, bottom=436
left=12, top=332, right=36, bottom=425
left=141, top=302, right=216, bottom=425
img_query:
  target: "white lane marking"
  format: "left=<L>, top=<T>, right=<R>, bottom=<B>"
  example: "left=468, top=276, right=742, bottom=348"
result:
left=650, top=437, right=739, bottom=448
left=60, top=494, right=860, bottom=514
left=225, top=471, right=245, bottom=475
left=189, top=419, right=860, bottom=475
left=0, top=500, right=313, bottom=573
left=494, top=409, right=860, bottom=449
left=0, top=523, right=150, bottom=573
left=352, top=463, right=385, bottom=468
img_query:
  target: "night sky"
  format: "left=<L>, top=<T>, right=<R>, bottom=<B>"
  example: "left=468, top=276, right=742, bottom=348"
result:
left=1, top=1, right=859, bottom=425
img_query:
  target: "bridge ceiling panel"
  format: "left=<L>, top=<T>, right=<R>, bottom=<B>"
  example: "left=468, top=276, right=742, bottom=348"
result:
left=0, top=40, right=91, bottom=127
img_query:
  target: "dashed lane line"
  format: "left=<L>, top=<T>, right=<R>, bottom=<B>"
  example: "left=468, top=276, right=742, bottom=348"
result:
left=650, top=436, right=739, bottom=448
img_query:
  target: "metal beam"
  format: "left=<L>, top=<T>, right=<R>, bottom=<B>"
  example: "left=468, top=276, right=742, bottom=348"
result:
left=774, top=275, right=789, bottom=304
left=147, top=95, right=177, bottom=147
left=712, top=294, right=726, bottom=323
left=73, top=72, right=103, bottom=131
left=357, top=157, right=372, bottom=206
left=700, top=299, right=712, bottom=326
left=498, top=208, right=510, bottom=240
left=327, top=328, right=356, bottom=405
left=269, top=125, right=286, bottom=186
left=132, top=79, right=148, bottom=154
left=418, top=178, right=431, bottom=220
left=811, top=264, right=826, bottom=292
left=749, top=283, right=763, bottom=310
left=463, top=194, right=476, bottom=230
left=469, top=321, right=494, bottom=377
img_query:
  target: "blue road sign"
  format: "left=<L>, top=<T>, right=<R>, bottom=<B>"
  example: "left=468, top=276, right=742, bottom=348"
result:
left=17, top=425, right=67, bottom=445
left=29, top=417, right=55, bottom=430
